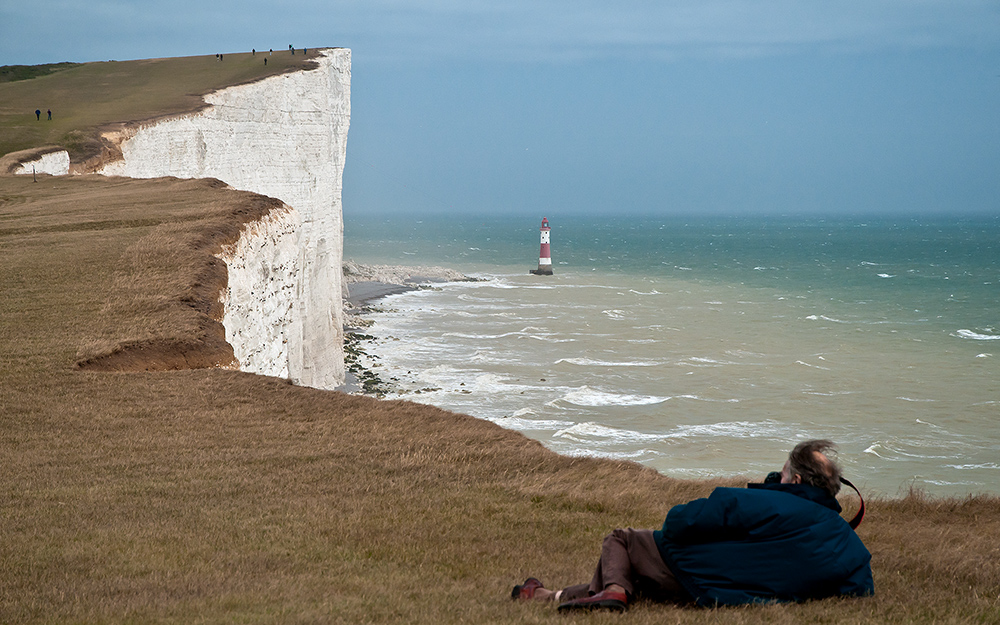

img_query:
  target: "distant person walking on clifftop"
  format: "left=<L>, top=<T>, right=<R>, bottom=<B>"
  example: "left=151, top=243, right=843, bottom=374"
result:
left=47, top=109, right=51, bottom=120
left=35, top=109, right=40, bottom=120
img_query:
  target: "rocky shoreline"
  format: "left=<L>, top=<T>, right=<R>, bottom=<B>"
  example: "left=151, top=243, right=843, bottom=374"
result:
left=341, top=260, right=479, bottom=396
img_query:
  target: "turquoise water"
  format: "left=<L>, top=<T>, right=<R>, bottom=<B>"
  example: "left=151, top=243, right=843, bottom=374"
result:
left=344, top=214, right=1000, bottom=496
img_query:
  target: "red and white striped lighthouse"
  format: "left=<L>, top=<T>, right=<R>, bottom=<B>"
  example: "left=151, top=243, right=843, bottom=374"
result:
left=530, top=217, right=553, bottom=275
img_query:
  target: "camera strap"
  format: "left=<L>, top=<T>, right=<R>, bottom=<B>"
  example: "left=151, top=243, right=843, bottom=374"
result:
left=840, top=477, right=865, bottom=530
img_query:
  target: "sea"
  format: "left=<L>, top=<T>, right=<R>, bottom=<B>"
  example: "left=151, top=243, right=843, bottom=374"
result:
left=343, top=213, right=1000, bottom=497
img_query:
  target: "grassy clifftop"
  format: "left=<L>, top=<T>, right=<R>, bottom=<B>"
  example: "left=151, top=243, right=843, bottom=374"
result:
left=0, top=50, right=318, bottom=165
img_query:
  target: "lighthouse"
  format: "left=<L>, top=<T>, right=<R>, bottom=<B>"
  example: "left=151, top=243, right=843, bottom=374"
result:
left=530, top=217, right=553, bottom=275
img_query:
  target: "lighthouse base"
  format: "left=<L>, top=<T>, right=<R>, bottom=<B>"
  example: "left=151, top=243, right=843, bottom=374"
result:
left=530, top=267, right=553, bottom=276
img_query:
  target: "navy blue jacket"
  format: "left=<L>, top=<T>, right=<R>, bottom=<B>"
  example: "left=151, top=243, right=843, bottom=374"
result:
left=652, top=483, right=874, bottom=606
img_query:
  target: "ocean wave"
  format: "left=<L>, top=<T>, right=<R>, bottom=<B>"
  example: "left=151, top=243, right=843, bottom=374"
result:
left=671, top=394, right=740, bottom=403
left=493, top=415, right=575, bottom=431
left=681, top=356, right=736, bottom=367
left=602, top=309, right=628, bottom=320
left=559, top=448, right=655, bottom=461
left=554, top=422, right=666, bottom=443
left=667, top=419, right=787, bottom=439
left=921, top=479, right=983, bottom=486
left=954, top=329, right=1000, bottom=340
left=555, top=357, right=664, bottom=367
left=555, top=418, right=781, bottom=446
left=805, top=314, right=848, bottom=323
left=555, top=386, right=670, bottom=407
left=877, top=273, right=895, bottom=278
left=862, top=441, right=959, bottom=461
left=795, top=360, right=831, bottom=370
left=946, top=463, right=1000, bottom=470
left=470, top=350, right=502, bottom=363
left=444, top=331, right=526, bottom=340
left=628, top=289, right=662, bottom=295
left=529, top=335, right=577, bottom=343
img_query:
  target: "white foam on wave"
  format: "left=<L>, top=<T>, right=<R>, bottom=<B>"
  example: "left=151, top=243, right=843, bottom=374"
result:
left=955, top=329, right=1000, bottom=340
left=443, top=329, right=553, bottom=340
left=922, top=479, right=982, bottom=486
left=469, top=350, right=501, bottom=363
left=559, top=448, right=655, bottom=461
left=554, top=422, right=666, bottom=443
left=681, top=356, right=738, bottom=367
left=466, top=373, right=538, bottom=394
left=493, top=415, right=576, bottom=431
left=806, top=314, right=848, bottom=323
left=863, top=440, right=958, bottom=461
left=628, top=289, right=661, bottom=296
left=946, top=462, right=1000, bottom=470
left=796, top=360, right=831, bottom=370
left=552, top=417, right=778, bottom=450
left=672, top=394, right=740, bottom=403
left=877, top=273, right=895, bottom=278
left=897, top=396, right=936, bottom=402
left=603, top=309, right=628, bottom=320
left=667, top=419, right=786, bottom=439
left=554, top=386, right=670, bottom=407
left=555, top=357, right=664, bottom=367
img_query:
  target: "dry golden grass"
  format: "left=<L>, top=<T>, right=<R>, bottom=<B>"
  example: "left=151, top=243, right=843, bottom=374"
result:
left=2, top=173, right=999, bottom=624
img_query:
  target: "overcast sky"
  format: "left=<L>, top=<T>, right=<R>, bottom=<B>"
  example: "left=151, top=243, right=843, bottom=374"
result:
left=2, top=1, right=999, bottom=216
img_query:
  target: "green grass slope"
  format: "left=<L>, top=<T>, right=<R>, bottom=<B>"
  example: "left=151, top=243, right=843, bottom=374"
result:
left=0, top=50, right=318, bottom=165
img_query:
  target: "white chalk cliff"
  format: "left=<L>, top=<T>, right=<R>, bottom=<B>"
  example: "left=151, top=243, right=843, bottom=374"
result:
left=99, top=48, right=351, bottom=389
left=14, top=149, right=70, bottom=176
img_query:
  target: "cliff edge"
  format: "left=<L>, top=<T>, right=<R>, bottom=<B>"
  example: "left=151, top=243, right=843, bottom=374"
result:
left=95, top=48, right=351, bottom=390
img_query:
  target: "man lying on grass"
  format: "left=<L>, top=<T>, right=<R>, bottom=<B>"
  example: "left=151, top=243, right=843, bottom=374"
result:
left=513, top=439, right=874, bottom=611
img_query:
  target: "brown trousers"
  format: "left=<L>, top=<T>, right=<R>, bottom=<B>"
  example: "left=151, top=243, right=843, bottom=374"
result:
left=560, top=528, right=687, bottom=602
